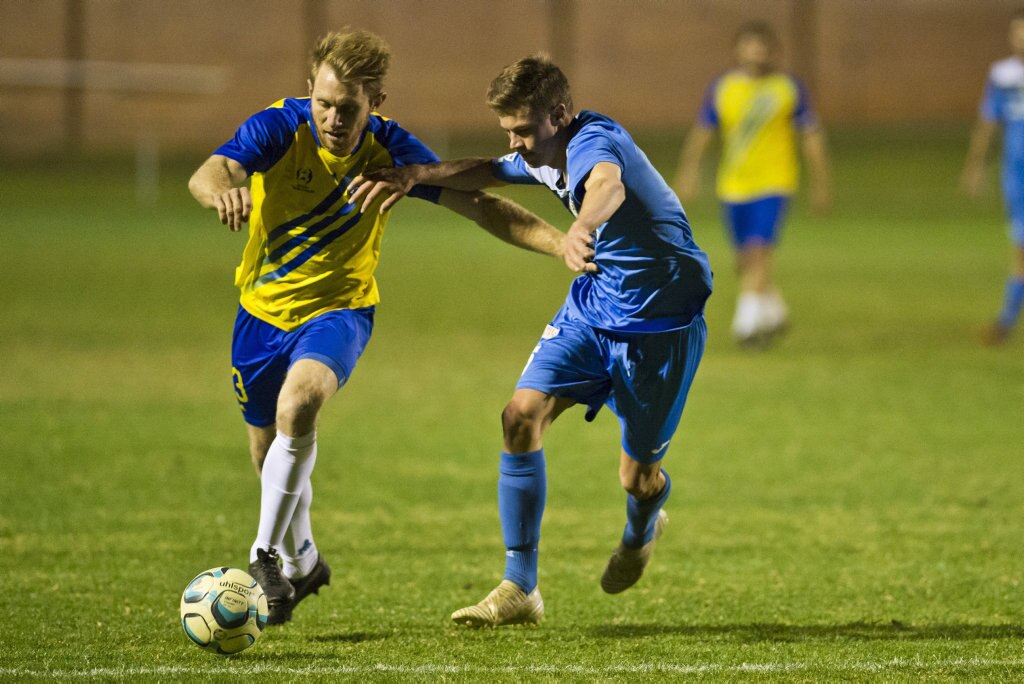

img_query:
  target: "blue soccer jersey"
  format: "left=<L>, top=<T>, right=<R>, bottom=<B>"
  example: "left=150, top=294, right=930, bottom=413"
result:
left=492, top=110, right=712, bottom=333
left=982, top=57, right=1024, bottom=204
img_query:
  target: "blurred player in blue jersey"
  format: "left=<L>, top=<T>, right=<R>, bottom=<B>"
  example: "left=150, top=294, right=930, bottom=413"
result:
left=961, top=9, right=1024, bottom=346
left=349, top=56, right=713, bottom=627
left=675, top=22, right=830, bottom=346
left=188, top=31, right=565, bottom=625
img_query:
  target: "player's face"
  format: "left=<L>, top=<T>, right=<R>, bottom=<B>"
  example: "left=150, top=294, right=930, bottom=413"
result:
left=308, top=67, right=384, bottom=156
left=497, top=107, right=563, bottom=168
left=735, top=35, right=774, bottom=75
left=1010, top=18, right=1024, bottom=57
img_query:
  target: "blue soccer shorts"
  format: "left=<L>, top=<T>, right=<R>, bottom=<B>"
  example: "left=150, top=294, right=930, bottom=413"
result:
left=1002, top=175, right=1024, bottom=247
left=516, top=305, right=707, bottom=463
left=230, top=306, right=374, bottom=427
left=722, top=195, right=789, bottom=247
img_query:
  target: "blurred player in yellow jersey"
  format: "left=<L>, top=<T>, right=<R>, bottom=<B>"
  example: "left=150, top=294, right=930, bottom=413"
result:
left=188, top=30, right=564, bottom=625
left=676, top=21, right=830, bottom=346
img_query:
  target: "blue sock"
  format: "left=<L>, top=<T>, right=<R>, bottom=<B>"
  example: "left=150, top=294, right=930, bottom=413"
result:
left=622, top=470, right=672, bottom=549
left=997, top=277, right=1024, bottom=328
left=498, top=450, right=546, bottom=593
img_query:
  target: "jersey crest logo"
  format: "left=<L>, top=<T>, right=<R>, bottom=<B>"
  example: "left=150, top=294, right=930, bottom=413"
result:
left=292, top=167, right=315, bottom=193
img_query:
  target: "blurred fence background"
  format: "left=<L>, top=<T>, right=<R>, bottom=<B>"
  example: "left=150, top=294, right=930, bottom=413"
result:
left=0, top=0, right=1019, bottom=157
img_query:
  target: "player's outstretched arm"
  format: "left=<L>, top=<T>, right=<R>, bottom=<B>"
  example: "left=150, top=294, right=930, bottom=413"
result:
left=188, top=155, right=252, bottom=232
left=961, top=119, right=998, bottom=198
left=674, top=125, right=714, bottom=202
left=438, top=189, right=570, bottom=261
left=347, top=158, right=502, bottom=214
left=564, top=162, right=626, bottom=273
left=801, top=127, right=832, bottom=215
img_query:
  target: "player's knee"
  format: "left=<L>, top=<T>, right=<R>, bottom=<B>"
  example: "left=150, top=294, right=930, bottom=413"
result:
left=276, top=387, right=324, bottom=434
left=501, top=399, right=543, bottom=442
left=619, top=463, right=662, bottom=500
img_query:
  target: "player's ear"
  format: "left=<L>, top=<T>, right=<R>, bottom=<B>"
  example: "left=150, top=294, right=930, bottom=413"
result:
left=307, top=79, right=314, bottom=97
left=551, top=103, right=568, bottom=126
left=372, top=92, right=387, bottom=111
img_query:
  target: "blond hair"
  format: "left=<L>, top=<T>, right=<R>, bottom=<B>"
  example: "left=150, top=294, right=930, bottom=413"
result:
left=310, top=30, right=390, bottom=99
left=486, top=54, right=573, bottom=116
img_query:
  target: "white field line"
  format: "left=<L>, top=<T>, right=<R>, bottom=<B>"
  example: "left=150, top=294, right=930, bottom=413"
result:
left=2, top=658, right=1024, bottom=678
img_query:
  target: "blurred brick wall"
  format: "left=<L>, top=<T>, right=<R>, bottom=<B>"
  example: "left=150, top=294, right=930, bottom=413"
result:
left=0, top=0, right=1017, bottom=155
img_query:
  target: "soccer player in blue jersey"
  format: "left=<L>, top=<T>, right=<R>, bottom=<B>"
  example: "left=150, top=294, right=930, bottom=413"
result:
left=675, top=22, right=830, bottom=346
left=349, top=55, right=713, bottom=627
left=188, top=31, right=565, bottom=625
left=962, top=9, right=1024, bottom=345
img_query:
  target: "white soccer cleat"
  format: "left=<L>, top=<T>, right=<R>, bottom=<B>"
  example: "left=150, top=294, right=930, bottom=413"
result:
left=601, top=509, right=667, bottom=594
left=451, top=580, right=544, bottom=628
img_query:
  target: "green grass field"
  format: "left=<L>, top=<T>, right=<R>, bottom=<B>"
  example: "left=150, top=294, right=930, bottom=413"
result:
left=2, top=126, right=1023, bottom=681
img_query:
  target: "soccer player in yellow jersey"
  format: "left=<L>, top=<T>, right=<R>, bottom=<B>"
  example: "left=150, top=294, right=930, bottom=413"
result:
left=676, top=21, right=830, bottom=346
left=188, top=30, right=564, bottom=625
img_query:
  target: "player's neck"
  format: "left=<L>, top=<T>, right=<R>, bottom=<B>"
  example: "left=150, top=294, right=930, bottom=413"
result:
left=740, top=64, right=775, bottom=78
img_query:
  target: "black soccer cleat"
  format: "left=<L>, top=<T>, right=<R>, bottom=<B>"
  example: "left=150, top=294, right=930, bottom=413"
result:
left=290, top=555, right=332, bottom=613
left=248, top=547, right=296, bottom=626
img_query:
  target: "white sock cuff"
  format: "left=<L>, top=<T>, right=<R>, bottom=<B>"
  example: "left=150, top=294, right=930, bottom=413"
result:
left=276, top=430, right=317, bottom=451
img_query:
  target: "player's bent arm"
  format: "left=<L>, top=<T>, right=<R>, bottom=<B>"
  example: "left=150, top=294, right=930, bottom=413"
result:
left=564, top=162, right=625, bottom=273
left=961, top=119, right=998, bottom=197
left=674, top=125, right=714, bottom=201
left=188, top=155, right=252, bottom=232
left=801, top=127, right=832, bottom=214
left=438, top=189, right=564, bottom=259
left=348, top=158, right=504, bottom=213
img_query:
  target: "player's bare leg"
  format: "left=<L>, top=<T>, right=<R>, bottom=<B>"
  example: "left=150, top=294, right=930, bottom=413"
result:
left=250, top=359, right=337, bottom=624
left=451, top=390, right=574, bottom=628
left=984, top=244, right=1024, bottom=345
left=246, top=424, right=275, bottom=475
left=734, top=243, right=786, bottom=345
left=601, top=450, right=670, bottom=593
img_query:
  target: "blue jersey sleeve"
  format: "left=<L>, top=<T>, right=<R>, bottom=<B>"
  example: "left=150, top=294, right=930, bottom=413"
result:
left=980, top=77, right=1001, bottom=123
left=374, top=117, right=443, bottom=203
left=215, top=105, right=299, bottom=174
left=491, top=154, right=543, bottom=185
left=697, top=79, right=720, bottom=128
left=566, top=123, right=625, bottom=200
left=792, top=76, right=818, bottom=129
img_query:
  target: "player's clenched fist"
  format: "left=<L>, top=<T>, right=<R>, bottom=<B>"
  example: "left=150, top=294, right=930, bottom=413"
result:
left=214, top=187, right=253, bottom=232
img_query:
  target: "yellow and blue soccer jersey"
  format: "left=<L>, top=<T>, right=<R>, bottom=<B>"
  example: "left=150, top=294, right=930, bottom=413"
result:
left=214, top=98, right=441, bottom=331
left=699, top=69, right=816, bottom=203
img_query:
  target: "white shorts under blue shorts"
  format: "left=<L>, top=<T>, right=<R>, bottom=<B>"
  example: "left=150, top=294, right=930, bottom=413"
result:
left=516, top=304, right=707, bottom=463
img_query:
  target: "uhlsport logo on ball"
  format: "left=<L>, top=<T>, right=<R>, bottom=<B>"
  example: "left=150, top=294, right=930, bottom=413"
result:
left=180, top=567, right=269, bottom=655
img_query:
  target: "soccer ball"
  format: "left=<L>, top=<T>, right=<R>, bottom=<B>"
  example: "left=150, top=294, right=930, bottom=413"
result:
left=180, top=567, right=269, bottom=655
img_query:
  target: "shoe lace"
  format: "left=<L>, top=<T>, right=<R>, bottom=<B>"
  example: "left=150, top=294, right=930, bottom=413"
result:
left=256, top=548, right=288, bottom=587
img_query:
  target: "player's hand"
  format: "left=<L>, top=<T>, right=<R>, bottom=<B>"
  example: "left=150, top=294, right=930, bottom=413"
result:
left=960, top=165, right=984, bottom=198
left=346, top=167, right=418, bottom=214
left=810, top=182, right=832, bottom=216
left=214, top=187, right=252, bottom=232
left=676, top=174, right=700, bottom=203
left=564, top=221, right=599, bottom=273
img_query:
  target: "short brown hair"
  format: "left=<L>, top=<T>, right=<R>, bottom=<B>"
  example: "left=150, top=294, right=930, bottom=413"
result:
left=310, top=30, right=390, bottom=99
left=486, top=55, right=573, bottom=116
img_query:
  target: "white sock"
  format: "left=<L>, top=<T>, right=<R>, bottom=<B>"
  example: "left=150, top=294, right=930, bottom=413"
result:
left=732, top=292, right=763, bottom=338
left=763, top=291, right=788, bottom=331
left=282, top=480, right=319, bottom=579
left=250, top=430, right=317, bottom=563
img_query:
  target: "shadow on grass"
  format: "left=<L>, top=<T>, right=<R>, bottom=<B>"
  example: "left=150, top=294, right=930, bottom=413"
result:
left=308, top=632, right=388, bottom=644
left=591, top=621, right=1024, bottom=642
